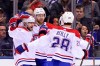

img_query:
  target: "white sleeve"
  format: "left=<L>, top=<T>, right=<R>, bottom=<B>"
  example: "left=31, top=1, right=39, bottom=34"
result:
left=71, top=35, right=84, bottom=59
left=27, top=35, right=50, bottom=50
left=8, top=28, right=26, bottom=47
left=8, top=28, right=24, bottom=40
left=80, top=39, right=90, bottom=50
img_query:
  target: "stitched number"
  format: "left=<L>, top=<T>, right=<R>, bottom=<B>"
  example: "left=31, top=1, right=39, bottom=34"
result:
left=52, top=37, right=59, bottom=47
left=61, top=39, right=70, bottom=51
left=52, top=37, right=70, bottom=51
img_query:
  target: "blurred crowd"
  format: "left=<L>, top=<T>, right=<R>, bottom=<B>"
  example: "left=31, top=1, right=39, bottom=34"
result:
left=0, top=0, right=100, bottom=57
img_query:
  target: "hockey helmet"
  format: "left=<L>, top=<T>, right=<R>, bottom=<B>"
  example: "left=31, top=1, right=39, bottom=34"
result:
left=62, top=12, right=74, bottom=24
left=33, top=8, right=46, bottom=17
left=22, top=16, right=35, bottom=23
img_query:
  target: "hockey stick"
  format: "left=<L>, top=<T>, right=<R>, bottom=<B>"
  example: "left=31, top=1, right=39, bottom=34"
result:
left=80, top=42, right=90, bottom=66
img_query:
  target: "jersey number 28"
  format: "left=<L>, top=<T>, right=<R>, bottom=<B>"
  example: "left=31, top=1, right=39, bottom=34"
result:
left=52, top=37, right=70, bottom=51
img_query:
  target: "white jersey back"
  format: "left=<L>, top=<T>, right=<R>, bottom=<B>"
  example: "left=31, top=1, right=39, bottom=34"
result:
left=47, top=29, right=84, bottom=63
left=27, top=29, right=84, bottom=64
left=8, top=27, right=36, bottom=66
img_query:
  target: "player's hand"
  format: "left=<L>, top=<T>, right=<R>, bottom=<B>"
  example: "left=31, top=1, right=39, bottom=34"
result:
left=9, top=17, right=18, bottom=31
left=9, top=17, right=17, bottom=26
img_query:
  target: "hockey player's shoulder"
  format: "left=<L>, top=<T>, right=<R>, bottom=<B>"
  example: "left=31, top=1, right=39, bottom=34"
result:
left=16, top=27, right=29, bottom=32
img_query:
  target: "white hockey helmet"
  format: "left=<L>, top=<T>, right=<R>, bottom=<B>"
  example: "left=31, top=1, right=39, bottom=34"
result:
left=22, top=16, right=35, bottom=23
left=33, top=8, right=46, bottom=17
left=62, top=12, right=74, bottom=24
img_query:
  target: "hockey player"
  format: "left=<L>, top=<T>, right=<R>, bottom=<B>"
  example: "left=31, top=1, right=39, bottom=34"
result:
left=45, top=12, right=81, bottom=66
left=59, top=12, right=90, bottom=65
left=8, top=16, right=36, bottom=66
left=33, top=7, right=51, bottom=66
left=33, top=8, right=63, bottom=66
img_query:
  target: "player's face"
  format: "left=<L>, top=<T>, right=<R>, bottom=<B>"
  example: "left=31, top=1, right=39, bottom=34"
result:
left=27, top=22, right=35, bottom=31
left=76, top=8, right=84, bottom=20
left=36, top=14, right=45, bottom=25
left=81, top=26, right=88, bottom=37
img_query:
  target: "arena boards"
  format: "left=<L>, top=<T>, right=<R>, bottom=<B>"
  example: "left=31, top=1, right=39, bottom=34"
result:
left=0, top=59, right=100, bottom=66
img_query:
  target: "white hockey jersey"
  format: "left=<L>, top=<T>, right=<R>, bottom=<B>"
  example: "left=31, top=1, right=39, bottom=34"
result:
left=8, top=27, right=36, bottom=66
left=27, top=29, right=84, bottom=64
